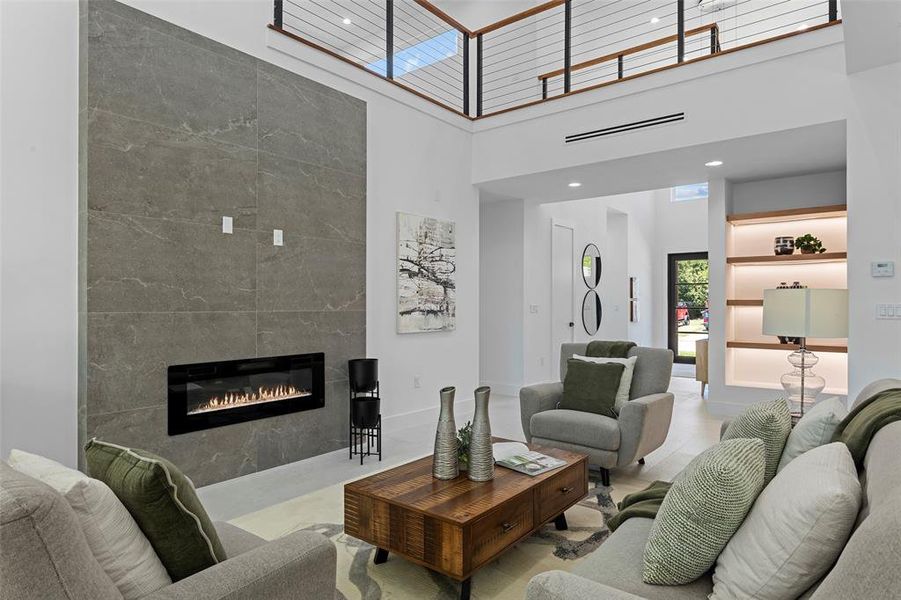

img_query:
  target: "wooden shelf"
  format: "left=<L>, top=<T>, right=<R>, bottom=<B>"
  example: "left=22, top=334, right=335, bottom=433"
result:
left=727, top=341, right=848, bottom=353
left=727, top=299, right=763, bottom=306
left=727, top=252, right=847, bottom=265
left=727, top=204, right=847, bottom=225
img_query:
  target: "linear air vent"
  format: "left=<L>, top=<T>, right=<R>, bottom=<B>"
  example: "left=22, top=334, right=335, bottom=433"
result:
left=565, top=112, right=685, bottom=143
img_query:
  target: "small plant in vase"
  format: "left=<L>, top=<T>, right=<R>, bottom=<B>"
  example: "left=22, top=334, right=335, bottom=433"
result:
left=794, top=234, right=827, bottom=254
left=456, top=421, right=472, bottom=471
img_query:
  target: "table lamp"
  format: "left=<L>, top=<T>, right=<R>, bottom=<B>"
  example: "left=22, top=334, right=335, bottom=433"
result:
left=762, top=288, right=848, bottom=415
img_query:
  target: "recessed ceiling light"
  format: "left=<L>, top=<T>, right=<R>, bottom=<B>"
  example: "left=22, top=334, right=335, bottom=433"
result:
left=568, top=182, right=582, bottom=188
left=650, top=16, right=660, bottom=23
left=705, top=160, right=723, bottom=167
left=797, top=23, right=808, bottom=30
left=342, top=17, right=352, bottom=25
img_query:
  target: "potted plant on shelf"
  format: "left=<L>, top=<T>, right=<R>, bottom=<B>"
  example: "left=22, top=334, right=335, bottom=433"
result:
left=794, top=234, right=827, bottom=254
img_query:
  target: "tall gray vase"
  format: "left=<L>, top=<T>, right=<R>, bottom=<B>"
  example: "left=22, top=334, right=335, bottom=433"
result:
left=432, top=386, right=459, bottom=480
left=468, top=386, right=494, bottom=482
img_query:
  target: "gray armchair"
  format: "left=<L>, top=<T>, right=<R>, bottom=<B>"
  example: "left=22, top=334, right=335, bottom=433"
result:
left=520, top=343, right=674, bottom=485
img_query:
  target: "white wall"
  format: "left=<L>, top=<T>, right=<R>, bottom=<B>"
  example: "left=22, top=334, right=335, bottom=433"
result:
left=521, top=191, right=658, bottom=385
left=0, top=0, right=80, bottom=465
left=480, top=197, right=524, bottom=396
left=652, top=189, right=709, bottom=349
left=845, top=61, right=901, bottom=398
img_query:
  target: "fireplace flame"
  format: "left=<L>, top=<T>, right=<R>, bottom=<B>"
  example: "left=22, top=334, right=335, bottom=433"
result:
left=189, top=384, right=311, bottom=415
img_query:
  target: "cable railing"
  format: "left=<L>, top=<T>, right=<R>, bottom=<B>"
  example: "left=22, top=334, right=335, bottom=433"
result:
left=269, top=0, right=841, bottom=119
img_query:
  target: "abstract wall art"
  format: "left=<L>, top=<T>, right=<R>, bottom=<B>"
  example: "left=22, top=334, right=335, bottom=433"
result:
left=397, top=212, right=456, bottom=333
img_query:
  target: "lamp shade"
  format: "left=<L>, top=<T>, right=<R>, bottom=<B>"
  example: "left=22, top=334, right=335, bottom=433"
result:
left=762, top=288, right=848, bottom=338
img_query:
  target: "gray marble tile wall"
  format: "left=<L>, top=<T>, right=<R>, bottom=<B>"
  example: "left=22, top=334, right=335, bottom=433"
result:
left=83, top=0, right=366, bottom=486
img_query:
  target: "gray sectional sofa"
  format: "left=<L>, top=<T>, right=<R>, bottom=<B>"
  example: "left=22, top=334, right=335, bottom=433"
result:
left=525, top=378, right=901, bottom=600
left=0, top=461, right=337, bottom=600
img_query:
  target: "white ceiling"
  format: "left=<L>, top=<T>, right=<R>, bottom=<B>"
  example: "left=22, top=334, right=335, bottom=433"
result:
left=476, top=121, right=847, bottom=201
left=841, top=0, right=901, bottom=73
left=432, top=0, right=539, bottom=30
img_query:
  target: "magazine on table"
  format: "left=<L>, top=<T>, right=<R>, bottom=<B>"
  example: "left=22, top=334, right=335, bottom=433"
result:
left=492, top=442, right=567, bottom=476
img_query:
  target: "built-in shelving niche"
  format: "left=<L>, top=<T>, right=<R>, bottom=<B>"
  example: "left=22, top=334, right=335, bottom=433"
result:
left=725, top=204, right=848, bottom=395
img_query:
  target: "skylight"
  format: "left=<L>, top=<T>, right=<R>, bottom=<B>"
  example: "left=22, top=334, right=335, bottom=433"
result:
left=671, top=182, right=709, bottom=202
left=368, top=30, right=458, bottom=77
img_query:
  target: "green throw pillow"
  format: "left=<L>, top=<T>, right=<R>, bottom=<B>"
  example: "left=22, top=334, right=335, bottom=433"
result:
left=561, top=358, right=625, bottom=418
left=84, top=439, right=226, bottom=581
left=722, top=398, right=791, bottom=483
left=643, top=438, right=766, bottom=585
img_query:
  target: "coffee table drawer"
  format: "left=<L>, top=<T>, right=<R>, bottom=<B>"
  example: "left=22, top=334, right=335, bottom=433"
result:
left=471, top=495, right=534, bottom=568
left=536, top=464, right=586, bottom=523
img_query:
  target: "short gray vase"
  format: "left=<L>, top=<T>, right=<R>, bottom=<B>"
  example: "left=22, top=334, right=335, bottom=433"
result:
left=468, top=386, right=494, bottom=482
left=432, top=386, right=459, bottom=480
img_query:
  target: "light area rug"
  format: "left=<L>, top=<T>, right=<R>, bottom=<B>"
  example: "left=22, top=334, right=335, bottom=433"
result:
left=229, top=474, right=616, bottom=600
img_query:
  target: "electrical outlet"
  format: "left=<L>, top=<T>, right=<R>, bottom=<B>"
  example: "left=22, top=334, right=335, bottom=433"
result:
left=273, top=229, right=284, bottom=246
left=221, top=216, right=233, bottom=234
left=539, top=357, right=545, bottom=367
left=529, top=304, right=539, bottom=314
left=413, top=375, right=421, bottom=389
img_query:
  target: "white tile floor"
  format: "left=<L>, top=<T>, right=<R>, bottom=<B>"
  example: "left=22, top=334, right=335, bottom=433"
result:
left=199, top=377, right=722, bottom=521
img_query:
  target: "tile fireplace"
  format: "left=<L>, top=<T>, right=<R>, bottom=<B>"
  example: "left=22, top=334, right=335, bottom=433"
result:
left=168, top=353, right=325, bottom=435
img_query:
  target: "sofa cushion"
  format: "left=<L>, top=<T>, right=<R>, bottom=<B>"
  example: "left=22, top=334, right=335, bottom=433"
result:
left=573, top=354, right=637, bottom=412
left=560, top=359, right=624, bottom=418
left=711, top=442, right=860, bottom=600
left=530, top=409, right=620, bottom=450
left=85, top=439, right=226, bottom=582
left=9, top=449, right=171, bottom=599
left=722, top=398, right=791, bottom=483
left=643, top=438, right=766, bottom=585
left=0, top=461, right=121, bottom=600
left=571, top=518, right=712, bottom=600
left=777, top=396, right=846, bottom=472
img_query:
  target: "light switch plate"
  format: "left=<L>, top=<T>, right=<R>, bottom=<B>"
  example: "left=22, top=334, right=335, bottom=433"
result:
left=273, top=229, right=284, bottom=246
left=871, top=261, right=895, bottom=277
left=222, top=216, right=233, bottom=234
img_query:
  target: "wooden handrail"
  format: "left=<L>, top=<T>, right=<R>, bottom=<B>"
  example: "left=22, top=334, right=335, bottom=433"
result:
left=469, top=0, right=566, bottom=38
left=412, top=0, right=473, bottom=36
left=538, top=23, right=719, bottom=81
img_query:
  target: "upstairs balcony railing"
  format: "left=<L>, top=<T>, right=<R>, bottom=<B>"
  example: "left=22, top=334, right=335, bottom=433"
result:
left=269, top=0, right=841, bottom=119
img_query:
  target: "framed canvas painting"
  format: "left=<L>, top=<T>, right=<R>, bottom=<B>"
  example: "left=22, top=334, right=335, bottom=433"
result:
left=396, top=212, right=456, bottom=333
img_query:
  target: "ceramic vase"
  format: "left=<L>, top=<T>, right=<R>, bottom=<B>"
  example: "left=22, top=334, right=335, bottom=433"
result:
left=468, top=386, right=494, bottom=482
left=432, top=387, right=459, bottom=480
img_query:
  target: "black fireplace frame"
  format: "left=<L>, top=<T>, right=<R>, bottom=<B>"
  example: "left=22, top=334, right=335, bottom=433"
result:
left=167, top=353, right=325, bottom=435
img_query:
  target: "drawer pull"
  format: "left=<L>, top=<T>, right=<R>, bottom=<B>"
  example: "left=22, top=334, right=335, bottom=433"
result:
left=560, top=486, right=574, bottom=494
left=501, top=522, right=515, bottom=533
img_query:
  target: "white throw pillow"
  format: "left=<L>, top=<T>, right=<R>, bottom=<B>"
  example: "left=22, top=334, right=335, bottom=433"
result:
left=8, top=449, right=171, bottom=599
left=573, top=354, right=637, bottom=412
left=710, top=442, right=860, bottom=600
left=777, top=396, right=846, bottom=472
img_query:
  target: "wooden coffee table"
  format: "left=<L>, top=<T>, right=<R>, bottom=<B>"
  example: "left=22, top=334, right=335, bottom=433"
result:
left=344, top=441, right=588, bottom=599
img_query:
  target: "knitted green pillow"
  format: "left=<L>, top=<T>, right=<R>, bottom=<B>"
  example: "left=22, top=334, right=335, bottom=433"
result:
left=722, top=398, right=791, bottom=483
left=643, top=438, right=766, bottom=585
left=561, top=358, right=625, bottom=418
left=84, top=439, right=226, bottom=581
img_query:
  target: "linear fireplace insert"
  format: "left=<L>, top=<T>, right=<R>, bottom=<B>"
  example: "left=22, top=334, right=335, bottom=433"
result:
left=168, top=353, right=325, bottom=435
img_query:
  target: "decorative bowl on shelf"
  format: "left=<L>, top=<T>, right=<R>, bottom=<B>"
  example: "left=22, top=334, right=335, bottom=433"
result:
left=773, top=236, right=795, bottom=256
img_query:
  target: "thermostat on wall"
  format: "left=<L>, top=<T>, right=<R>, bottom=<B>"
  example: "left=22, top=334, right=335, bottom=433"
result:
left=871, top=261, right=895, bottom=277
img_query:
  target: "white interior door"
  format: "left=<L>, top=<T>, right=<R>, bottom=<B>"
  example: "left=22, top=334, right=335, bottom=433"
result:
left=551, top=222, right=574, bottom=380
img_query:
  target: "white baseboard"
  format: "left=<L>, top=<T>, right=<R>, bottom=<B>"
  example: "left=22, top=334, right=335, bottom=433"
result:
left=479, top=381, right=522, bottom=397
left=381, top=397, right=476, bottom=431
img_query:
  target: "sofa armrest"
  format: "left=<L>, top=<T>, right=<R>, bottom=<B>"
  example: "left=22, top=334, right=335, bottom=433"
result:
left=526, top=570, right=648, bottom=600
left=616, top=393, right=674, bottom=466
left=720, top=420, right=731, bottom=440
left=143, top=530, right=335, bottom=600
left=520, top=382, right=564, bottom=442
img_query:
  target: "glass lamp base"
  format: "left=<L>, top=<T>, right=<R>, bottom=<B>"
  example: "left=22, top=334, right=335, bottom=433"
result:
left=780, top=349, right=826, bottom=415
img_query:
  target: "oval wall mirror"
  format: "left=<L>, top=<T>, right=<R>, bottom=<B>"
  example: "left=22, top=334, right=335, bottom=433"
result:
left=582, top=244, right=602, bottom=288
left=582, top=290, right=602, bottom=335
